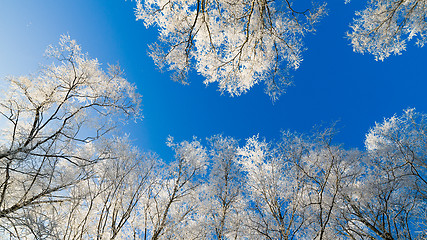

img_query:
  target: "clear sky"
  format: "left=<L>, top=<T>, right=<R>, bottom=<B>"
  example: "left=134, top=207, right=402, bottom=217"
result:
left=1, top=0, right=427, bottom=159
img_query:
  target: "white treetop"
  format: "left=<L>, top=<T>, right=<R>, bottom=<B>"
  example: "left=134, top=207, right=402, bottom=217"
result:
left=135, top=0, right=326, bottom=100
left=0, top=35, right=142, bottom=238
left=348, top=0, right=427, bottom=60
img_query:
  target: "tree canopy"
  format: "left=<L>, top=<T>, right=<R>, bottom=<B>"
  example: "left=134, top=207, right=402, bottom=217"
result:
left=135, top=0, right=427, bottom=99
left=1, top=40, right=426, bottom=238
left=348, top=0, right=427, bottom=61
left=135, top=0, right=326, bottom=100
left=1, top=0, right=427, bottom=239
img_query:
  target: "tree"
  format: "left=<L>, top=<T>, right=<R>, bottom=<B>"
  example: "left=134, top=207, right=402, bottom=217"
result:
left=0, top=35, right=142, bottom=238
left=133, top=135, right=246, bottom=240
left=347, top=0, right=427, bottom=60
left=365, top=108, right=427, bottom=198
left=135, top=0, right=326, bottom=100
left=238, top=134, right=307, bottom=239
left=288, top=130, right=364, bottom=240
left=234, top=119, right=427, bottom=240
left=128, top=137, right=208, bottom=240
left=237, top=129, right=365, bottom=240
left=202, top=135, right=246, bottom=240
left=48, top=137, right=158, bottom=240
left=354, top=108, right=427, bottom=239
left=322, top=109, right=427, bottom=240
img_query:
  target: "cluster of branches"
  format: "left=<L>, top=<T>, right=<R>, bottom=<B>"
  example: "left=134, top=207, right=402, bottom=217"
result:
left=136, top=0, right=326, bottom=101
left=135, top=0, right=427, bottom=99
left=0, top=35, right=144, bottom=239
left=1, top=36, right=426, bottom=239
left=348, top=0, right=427, bottom=61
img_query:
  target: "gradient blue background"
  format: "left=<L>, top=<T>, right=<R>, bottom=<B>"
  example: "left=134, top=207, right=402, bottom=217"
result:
left=1, top=0, right=427, bottom=159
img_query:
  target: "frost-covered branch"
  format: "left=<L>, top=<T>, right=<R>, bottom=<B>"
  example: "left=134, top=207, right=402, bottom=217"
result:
left=348, top=0, right=427, bottom=60
left=135, top=0, right=326, bottom=101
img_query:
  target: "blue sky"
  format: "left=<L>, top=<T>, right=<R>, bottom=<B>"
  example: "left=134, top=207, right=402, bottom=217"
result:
left=1, top=0, right=427, bottom=159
